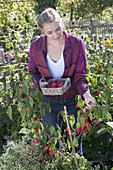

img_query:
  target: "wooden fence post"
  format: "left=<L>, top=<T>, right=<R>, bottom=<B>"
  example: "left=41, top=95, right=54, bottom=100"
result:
left=90, top=19, right=97, bottom=35
left=92, top=34, right=96, bottom=49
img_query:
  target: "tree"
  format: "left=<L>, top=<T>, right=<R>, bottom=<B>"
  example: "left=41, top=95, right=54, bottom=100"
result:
left=60, top=0, right=113, bottom=21
left=75, top=0, right=113, bottom=18
left=34, top=0, right=61, bottom=15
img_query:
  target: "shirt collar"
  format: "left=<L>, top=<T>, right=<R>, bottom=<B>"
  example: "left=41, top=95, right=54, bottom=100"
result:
left=36, top=34, right=47, bottom=52
left=37, top=30, right=72, bottom=52
left=63, top=31, right=73, bottom=49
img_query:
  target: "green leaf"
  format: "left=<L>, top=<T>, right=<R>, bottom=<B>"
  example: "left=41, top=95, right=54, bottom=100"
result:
left=55, top=130, right=61, bottom=139
left=12, top=98, right=17, bottom=104
left=37, top=101, right=43, bottom=108
left=50, top=144, right=56, bottom=151
left=101, top=107, right=108, bottom=118
left=69, top=115, right=75, bottom=127
left=14, top=31, right=21, bottom=42
left=29, top=97, right=34, bottom=107
left=85, top=110, right=93, bottom=121
left=20, top=108, right=26, bottom=119
left=19, top=128, right=31, bottom=135
left=45, top=103, right=51, bottom=112
left=22, top=83, right=29, bottom=96
left=67, top=139, right=71, bottom=150
left=16, top=87, right=21, bottom=98
left=39, top=122, right=44, bottom=131
left=73, top=138, right=78, bottom=147
left=17, top=102, right=25, bottom=112
left=24, top=98, right=30, bottom=105
left=80, top=116, right=85, bottom=127
left=49, top=126, right=55, bottom=135
left=106, top=75, right=112, bottom=87
left=52, top=137, right=57, bottom=145
left=8, top=105, right=13, bottom=120
left=77, top=96, right=85, bottom=108
left=100, top=75, right=105, bottom=85
left=39, top=109, right=45, bottom=116
left=76, top=122, right=81, bottom=128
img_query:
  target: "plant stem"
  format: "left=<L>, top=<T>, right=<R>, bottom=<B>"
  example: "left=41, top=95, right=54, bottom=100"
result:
left=64, top=106, right=78, bottom=170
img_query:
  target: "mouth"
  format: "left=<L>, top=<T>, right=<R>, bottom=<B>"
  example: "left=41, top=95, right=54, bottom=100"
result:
left=54, top=36, right=61, bottom=40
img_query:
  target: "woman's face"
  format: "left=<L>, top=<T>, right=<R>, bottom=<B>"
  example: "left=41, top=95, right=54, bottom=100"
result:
left=42, top=21, right=64, bottom=42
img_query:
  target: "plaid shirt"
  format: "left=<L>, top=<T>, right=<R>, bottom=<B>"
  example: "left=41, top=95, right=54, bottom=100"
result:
left=28, top=31, right=89, bottom=101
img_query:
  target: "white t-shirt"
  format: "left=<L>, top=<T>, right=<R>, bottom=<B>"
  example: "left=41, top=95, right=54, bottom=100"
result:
left=46, top=52, right=64, bottom=79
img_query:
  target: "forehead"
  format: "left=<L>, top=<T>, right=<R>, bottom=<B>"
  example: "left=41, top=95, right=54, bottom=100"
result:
left=42, top=21, right=62, bottom=32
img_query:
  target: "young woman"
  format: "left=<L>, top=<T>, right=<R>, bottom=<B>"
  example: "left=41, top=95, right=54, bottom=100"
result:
left=28, top=8, right=96, bottom=156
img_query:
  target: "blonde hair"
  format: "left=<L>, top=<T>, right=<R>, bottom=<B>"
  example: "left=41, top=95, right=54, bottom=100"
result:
left=37, top=8, right=63, bottom=29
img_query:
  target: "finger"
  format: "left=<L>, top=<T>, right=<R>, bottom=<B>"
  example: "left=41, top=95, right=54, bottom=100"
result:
left=85, top=104, right=92, bottom=110
left=91, top=99, right=96, bottom=107
left=88, top=97, right=96, bottom=107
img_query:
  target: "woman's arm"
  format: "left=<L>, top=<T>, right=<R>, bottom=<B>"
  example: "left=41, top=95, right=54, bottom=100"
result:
left=74, top=38, right=96, bottom=109
left=28, top=44, right=42, bottom=89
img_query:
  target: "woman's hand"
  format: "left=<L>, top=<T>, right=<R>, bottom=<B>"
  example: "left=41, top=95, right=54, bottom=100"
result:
left=83, top=91, right=96, bottom=110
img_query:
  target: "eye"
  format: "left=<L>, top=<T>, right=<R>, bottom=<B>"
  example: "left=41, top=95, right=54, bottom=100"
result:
left=56, top=27, right=61, bottom=31
left=47, top=31, right=52, bottom=34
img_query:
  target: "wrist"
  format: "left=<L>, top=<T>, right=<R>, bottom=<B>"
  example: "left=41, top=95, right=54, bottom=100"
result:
left=83, top=91, right=90, bottom=98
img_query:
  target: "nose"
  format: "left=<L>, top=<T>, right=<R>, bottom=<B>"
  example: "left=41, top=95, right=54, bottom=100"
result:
left=53, top=32, right=59, bottom=39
